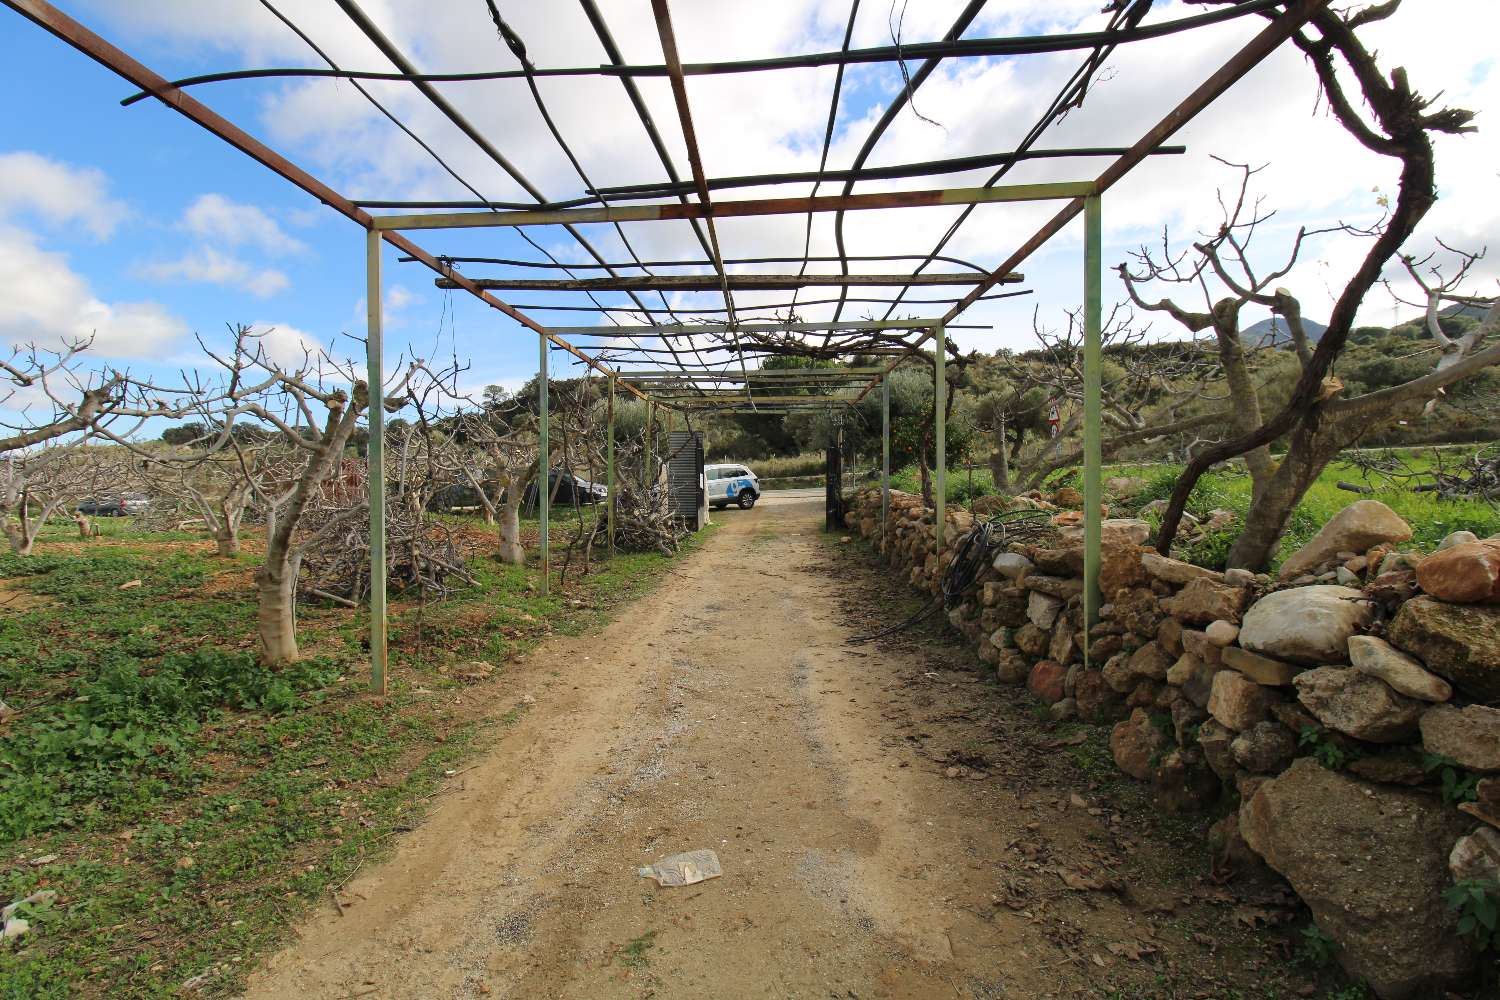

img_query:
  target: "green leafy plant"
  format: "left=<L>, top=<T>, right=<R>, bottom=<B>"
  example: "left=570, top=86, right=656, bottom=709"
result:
left=1423, top=752, right=1480, bottom=805
left=1299, top=726, right=1352, bottom=771
left=1295, top=924, right=1338, bottom=968
left=614, top=930, right=659, bottom=969
left=1180, top=527, right=1238, bottom=570
left=1444, top=879, right=1500, bottom=951
left=0, top=648, right=339, bottom=840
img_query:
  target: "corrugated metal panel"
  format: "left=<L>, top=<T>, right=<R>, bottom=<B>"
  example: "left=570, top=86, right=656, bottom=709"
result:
left=667, top=431, right=704, bottom=530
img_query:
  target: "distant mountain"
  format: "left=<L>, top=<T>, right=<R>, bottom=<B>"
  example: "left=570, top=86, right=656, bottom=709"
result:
left=1243, top=315, right=1328, bottom=348
left=1398, top=301, right=1494, bottom=326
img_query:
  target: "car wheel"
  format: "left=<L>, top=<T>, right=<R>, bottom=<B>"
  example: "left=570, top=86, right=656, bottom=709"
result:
left=737, top=489, right=757, bottom=509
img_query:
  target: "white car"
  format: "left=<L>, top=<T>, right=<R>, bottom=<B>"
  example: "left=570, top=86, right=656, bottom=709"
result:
left=706, top=463, right=760, bottom=510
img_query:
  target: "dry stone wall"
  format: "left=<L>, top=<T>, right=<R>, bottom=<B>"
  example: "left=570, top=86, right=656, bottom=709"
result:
left=848, top=487, right=1500, bottom=1000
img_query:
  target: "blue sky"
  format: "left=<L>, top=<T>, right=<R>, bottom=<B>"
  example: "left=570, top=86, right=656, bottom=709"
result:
left=1, top=0, right=1495, bottom=409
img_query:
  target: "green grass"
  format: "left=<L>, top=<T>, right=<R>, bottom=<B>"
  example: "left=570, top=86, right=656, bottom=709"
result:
left=888, top=464, right=999, bottom=505
left=0, top=514, right=708, bottom=998
left=886, top=445, right=1500, bottom=569
left=1119, top=453, right=1500, bottom=568
left=728, top=452, right=823, bottom=480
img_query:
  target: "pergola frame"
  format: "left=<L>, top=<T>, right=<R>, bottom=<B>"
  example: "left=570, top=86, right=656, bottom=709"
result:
left=2, top=0, right=1332, bottom=694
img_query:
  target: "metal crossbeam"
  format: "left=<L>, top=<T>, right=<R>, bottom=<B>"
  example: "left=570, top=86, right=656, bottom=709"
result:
left=552, top=320, right=941, bottom=335
left=375, top=182, right=1095, bottom=230
left=618, top=369, right=886, bottom=380
left=437, top=273, right=1019, bottom=292
left=853, top=0, right=1330, bottom=406
left=669, top=394, right=860, bottom=405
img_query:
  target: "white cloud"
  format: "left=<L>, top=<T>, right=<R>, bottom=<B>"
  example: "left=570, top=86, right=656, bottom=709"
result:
left=181, top=193, right=307, bottom=255
left=136, top=246, right=290, bottom=298
left=247, top=322, right=329, bottom=369
left=0, top=150, right=128, bottom=240
left=0, top=223, right=186, bottom=357
left=0, top=151, right=184, bottom=360
left=136, top=194, right=308, bottom=298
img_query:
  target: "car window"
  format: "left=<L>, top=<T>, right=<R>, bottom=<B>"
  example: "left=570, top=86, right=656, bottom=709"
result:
left=735, top=468, right=750, bottom=479
left=708, top=467, right=725, bottom=480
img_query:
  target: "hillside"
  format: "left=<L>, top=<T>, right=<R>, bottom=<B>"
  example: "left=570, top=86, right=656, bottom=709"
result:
left=1243, top=314, right=1328, bottom=347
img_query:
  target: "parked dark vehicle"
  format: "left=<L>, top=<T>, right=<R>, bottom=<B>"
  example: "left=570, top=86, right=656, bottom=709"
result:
left=523, top=469, right=608, bottom=508
left=76, top=494, right=149, bottom=517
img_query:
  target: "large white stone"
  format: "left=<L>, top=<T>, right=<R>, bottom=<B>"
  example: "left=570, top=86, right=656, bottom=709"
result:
left=1026, top=591, right=1064, bottom=630
left=1278, top=500, right=1412, bottom=580
left=1239, top=586, right=1372, bottom=665
left=992, top=551, right=1034, bottom=581
left=1348, top=635, right=1451, bottom=702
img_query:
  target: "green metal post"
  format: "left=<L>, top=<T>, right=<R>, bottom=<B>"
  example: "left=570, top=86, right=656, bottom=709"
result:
left=607, top=374, right=616, bottom=554
left=880, top=375, right=890, bottom=543
left=934, top=323, right=946, bottom=555
left=645, top=399, right=655, bottom=485
left=538, top=333, right=550, bottom=597
left=365, top=229, right=387, bottom=694
left=1083, top=194, right=1104, bottom=645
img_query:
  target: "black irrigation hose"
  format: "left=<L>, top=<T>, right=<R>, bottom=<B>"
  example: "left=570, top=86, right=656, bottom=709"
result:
left=850, top=509, right=1053, bottom=644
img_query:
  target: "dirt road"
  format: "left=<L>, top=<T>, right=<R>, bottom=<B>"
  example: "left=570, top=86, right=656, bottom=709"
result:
left=243, top=499, right=1297, bottom=1000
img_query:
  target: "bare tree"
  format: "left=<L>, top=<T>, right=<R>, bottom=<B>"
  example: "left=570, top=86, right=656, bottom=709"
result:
left=446, top=400, right=543, bottom=565
left=1123, top=163, right=1498, bottom=569
left=134, top=444, right=276, bottom=558
left=1394, top=247, right=1500, bottom=401
left=190, top=326, right=422, bottom=664
left=0, top=337, right=214, bottom=455
left=982, top=307, right=1227, bottom=490
left=0, top=444, right=99, bottom=555
left=1154, top=0, right=1479, bottom=554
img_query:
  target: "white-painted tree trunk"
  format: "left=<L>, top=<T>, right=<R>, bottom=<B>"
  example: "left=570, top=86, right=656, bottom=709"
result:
left=3, top=521, right=33, bottom=556
left=255, top=555, right=300, bottom=665
left=497, top=476, right=527, bottom=564
left=214, top=524, right=240, bottom=558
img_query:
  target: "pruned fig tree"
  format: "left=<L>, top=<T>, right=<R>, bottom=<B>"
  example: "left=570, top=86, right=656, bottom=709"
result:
left=1121, top=160, right=1498, bottom=570
left=1152, top=0, right=1483, bottom=560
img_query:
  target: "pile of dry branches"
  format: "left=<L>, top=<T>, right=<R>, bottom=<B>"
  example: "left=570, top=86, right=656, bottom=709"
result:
left=1346, top=445, right=1500, bottom=506
left=590, top=483, right=685, bottom=556
left=298, top=502, right=476, bottom=606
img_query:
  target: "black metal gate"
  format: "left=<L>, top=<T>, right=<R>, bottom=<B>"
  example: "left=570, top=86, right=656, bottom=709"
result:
left=667, top=430, right=705, bottom=531
left=825, top=428, right=844, bottom=532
